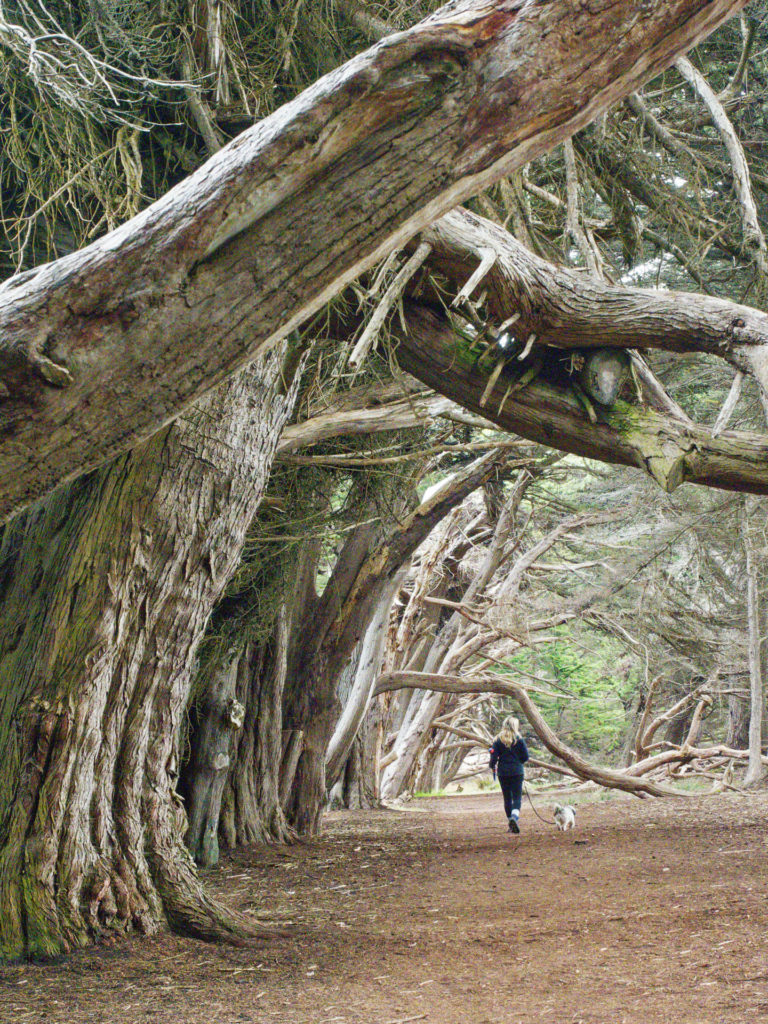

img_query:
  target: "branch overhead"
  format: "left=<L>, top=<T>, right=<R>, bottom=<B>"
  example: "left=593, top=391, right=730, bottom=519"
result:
left=0, top=0, right=749, bottom=523
left=396, top=300, right=768, bottom=495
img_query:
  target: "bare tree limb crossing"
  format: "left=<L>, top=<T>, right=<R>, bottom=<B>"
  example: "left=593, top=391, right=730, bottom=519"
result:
left=396, top=301, right=768, bottom=495
left=0, top=0, right=748, bottom=522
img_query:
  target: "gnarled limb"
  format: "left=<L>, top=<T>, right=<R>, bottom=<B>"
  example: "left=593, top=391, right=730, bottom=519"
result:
left=422, top=210, right=768, bottom=394
left=0, top=0, right=749, bottom=522
left=397, top=300, right=768, bottom=494
left=375, top=671, right=677, bottom=797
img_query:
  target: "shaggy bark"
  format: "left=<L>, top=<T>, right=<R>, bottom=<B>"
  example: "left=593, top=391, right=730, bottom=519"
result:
left=218, top=612, right=295, bottom=852
left=185, top=652, right=245, bottom=867
left=0, top=0, right=749, bottom=522
left=0, top=351, right=298, bottom=960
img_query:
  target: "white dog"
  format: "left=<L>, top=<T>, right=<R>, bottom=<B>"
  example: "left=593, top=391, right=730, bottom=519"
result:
left=553, top=804, right=576, bottom=832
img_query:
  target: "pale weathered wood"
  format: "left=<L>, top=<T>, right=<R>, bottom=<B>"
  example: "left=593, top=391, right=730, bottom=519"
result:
left=741, top=496, right=765, bottom=786
left=0, top=0, right=748, bottom=522
left=375, top=670, right=676, bottom=797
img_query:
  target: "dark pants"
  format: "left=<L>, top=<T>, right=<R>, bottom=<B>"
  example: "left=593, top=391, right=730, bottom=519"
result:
left=498, top=773, right=523, bottom=819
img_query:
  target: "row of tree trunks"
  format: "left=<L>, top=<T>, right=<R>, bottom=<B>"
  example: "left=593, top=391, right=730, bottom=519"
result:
left=285, top=451, right=516, bottom=835
left=0, top=0, right=749, bottom=522
left=380, top=470, right=533, bottom=799
left=183, top=606, right=296, bottom=868
left=0, top=349, right=300, bottom=960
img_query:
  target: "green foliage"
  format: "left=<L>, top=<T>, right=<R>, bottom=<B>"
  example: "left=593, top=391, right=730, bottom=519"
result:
left=503, top=627, right=638, bottom=762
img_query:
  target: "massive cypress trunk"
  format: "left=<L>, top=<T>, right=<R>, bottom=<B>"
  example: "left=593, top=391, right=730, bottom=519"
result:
left=0, top=351, right=299, bottom=960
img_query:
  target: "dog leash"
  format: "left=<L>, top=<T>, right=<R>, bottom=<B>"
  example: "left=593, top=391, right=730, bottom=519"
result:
left=524, top=782, right=558, bottom=826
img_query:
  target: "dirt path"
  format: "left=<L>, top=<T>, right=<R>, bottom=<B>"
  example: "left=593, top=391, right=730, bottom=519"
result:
left=2, top=791, right=768, bottom=1024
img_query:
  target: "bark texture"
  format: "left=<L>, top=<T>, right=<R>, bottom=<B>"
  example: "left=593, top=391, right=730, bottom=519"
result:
left=0, top=351, right=298, bottom=960
left=0, top=0, right=748, bottom=521
left=184, top=653, right=245, bottom=867
left=742, top=497, right=765, bottom=787
left=218, top=612, right=295, bottom=852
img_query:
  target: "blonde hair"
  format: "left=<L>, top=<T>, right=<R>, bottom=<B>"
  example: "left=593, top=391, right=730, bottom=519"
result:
left=497, top=715, right=520, bottom=748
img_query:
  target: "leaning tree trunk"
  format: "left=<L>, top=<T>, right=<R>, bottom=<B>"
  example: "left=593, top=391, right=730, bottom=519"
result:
left=742, top=496, right=765, bottom=787
left=325, top=572, right=404, bottom=789
left=0, top=350, right=299, bottom=960
left=284, top=451, right=508, bottom=835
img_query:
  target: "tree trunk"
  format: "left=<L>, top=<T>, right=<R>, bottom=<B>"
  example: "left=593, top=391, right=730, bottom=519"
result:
left=0, top=0, right=750, bottom=522
left=726, top=691, right=750, bottom=749
left=284, top=699, right=335, bottom=836
left=284, top=451, right=507, bottom=834
left=279, top=730, right=305, bottom=810
left=0, top=351, right=299, bottom=960
left=325, top=572, right=404, bottom=788
left=219, top=615, right=295, bottom=851
left=185, top=651, right=245, bottom=867
left=742, top=496, right=765, bottom=787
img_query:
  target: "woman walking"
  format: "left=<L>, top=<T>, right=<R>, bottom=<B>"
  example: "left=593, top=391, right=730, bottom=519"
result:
left=489, top=715, right=529, bottom=833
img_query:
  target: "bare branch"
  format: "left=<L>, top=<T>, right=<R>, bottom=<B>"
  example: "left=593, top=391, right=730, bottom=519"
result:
left=676, top=55, right=768, bottom=282
left=712, top=371, right=745, bottom=436
left=348, top=241, right=432, bottom=370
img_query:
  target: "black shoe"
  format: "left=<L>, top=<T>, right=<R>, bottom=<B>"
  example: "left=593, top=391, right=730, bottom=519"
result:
left=508, top=818, right=520, bottom=834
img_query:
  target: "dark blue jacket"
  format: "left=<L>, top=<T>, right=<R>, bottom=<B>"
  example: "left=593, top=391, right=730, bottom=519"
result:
left=489, top=737, right=529, bottom=777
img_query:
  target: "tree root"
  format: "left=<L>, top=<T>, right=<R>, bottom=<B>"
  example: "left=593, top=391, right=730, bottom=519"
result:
left=148, top=834, right=291, bottom=944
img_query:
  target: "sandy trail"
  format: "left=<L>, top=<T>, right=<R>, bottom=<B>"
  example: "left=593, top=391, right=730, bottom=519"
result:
left=1, top=790, right=767, bottom=1024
